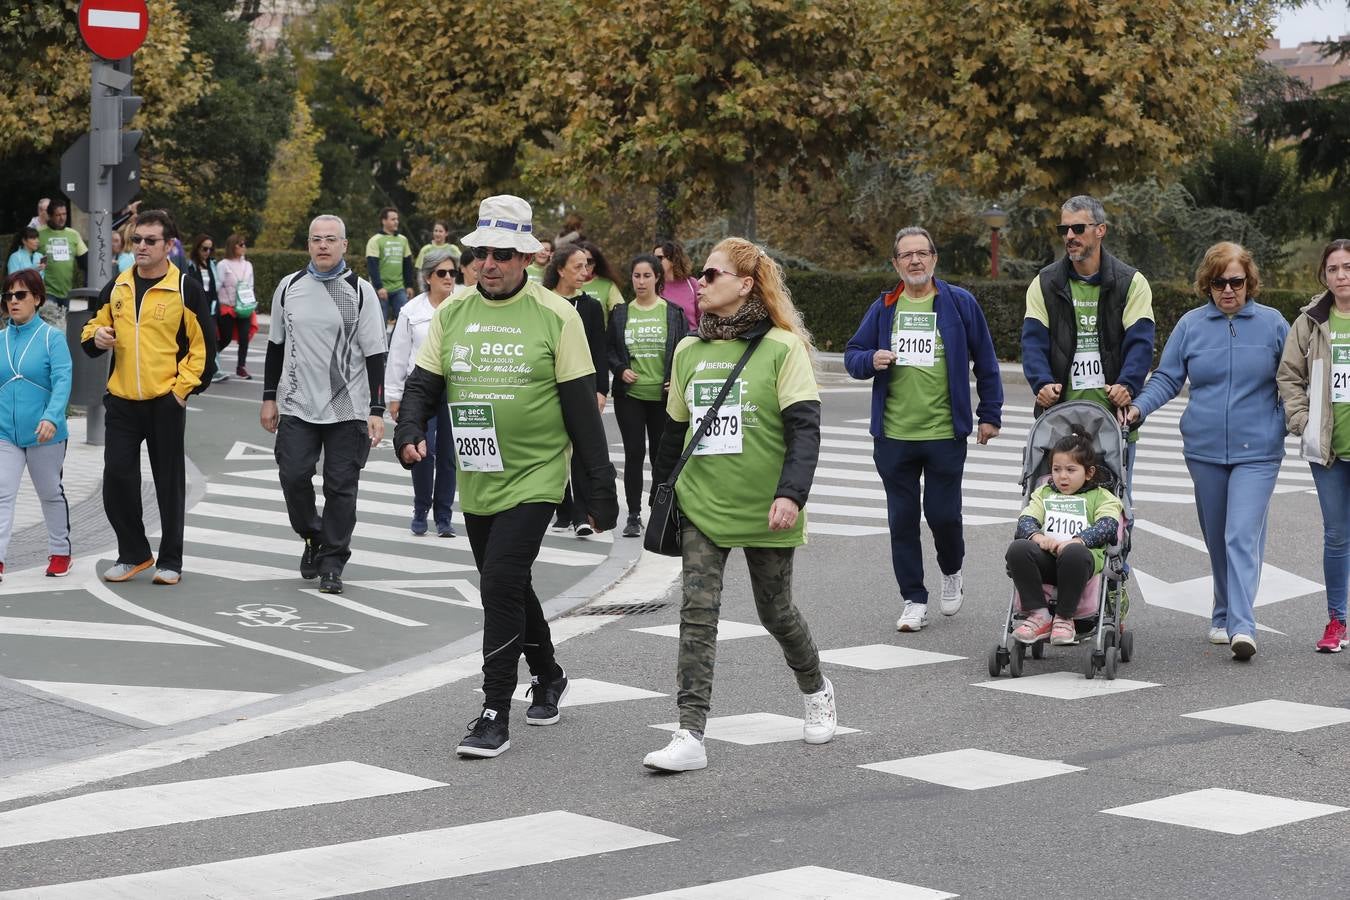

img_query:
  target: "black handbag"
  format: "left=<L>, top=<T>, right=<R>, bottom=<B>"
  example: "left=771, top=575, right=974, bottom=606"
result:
left=644, top=335, right=763, bottom=556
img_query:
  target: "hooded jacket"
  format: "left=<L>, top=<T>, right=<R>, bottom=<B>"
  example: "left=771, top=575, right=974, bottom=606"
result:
left=1277, top=291, right=1341, bottom=467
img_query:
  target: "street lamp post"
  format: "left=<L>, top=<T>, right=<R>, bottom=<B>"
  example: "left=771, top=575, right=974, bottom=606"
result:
left=981, top=205, right=1008, bottom=279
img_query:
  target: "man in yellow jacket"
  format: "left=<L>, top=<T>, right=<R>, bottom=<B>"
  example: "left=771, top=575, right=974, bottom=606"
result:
left=81, top=209, right=217, bottom=585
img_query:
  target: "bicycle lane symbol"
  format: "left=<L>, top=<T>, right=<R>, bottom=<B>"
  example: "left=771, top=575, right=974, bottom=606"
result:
left=216, top=603, right=354, bottom=634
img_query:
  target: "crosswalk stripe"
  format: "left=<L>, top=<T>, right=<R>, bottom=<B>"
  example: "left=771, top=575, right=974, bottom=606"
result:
left=14, top=682, right=278, bottom=728
left=0, top=811, right=676, bottom=899
left=223, top=468, right=415, bottom=499
left=179, top=525, right=470, bottom=575
left=0, top=762, right=445, bottom=850
left=0, top=617, right=215, bottom=646
left=201, top=486, right=606, bottom=567
left=620, top=865, right=956, bottom=899
left=297, top=589, right=428, bottom=627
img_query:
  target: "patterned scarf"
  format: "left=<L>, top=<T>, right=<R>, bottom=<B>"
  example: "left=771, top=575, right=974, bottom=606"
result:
left=698, top=295, right=768, bottom=341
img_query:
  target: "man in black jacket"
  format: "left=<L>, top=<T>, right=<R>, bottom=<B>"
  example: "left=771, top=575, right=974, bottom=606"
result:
left=395, top=195, right=618, bottom=760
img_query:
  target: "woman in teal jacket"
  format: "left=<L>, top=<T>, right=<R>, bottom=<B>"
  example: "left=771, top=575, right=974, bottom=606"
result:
left=1127, top=242, right=1288, bottom=661
left=0, top=269, right=73, bottom=579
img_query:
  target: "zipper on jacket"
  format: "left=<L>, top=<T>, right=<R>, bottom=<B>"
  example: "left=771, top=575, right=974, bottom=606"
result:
left=134, top=280, right=144, bottom=400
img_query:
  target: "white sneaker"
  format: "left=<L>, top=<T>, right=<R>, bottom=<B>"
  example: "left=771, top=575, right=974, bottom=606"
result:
left=1230, top=633, right=1256, bottom=661
left=896, top=601, right=929, bottom=632
left=1208, top=626, right=1228, bottom=644
left=802, top=676, right=837, bottom=744
left=939, top=572, right=964, bottom=616
left=643, top=729, right=707, bottom=772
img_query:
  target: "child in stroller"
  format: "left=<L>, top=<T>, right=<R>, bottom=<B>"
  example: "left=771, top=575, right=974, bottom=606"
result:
left=1005, top=428, right=1123, bottom=646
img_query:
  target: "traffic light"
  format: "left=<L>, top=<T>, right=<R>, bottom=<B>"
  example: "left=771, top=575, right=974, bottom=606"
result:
left=91, top=58, right=140, bottom=169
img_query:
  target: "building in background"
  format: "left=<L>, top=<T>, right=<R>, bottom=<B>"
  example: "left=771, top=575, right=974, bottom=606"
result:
left=244, top=0, right=313, bottom=54
left=1261, top=37, right=1350, bottom=90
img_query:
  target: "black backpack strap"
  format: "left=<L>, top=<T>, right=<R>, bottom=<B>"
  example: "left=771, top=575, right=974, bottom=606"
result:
left=664, top=333, right=764, bottom=488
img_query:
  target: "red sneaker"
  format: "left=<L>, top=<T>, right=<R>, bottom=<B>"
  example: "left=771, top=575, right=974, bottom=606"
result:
left=45, top=555, right=72, bottom=577
left=0, top=561, right=5, bottom=582
left=1315, top=619, right=1347, bottom=653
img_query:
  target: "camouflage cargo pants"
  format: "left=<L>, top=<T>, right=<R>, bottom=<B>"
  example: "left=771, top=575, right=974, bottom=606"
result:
left=676, top=521, right=823, bottom=732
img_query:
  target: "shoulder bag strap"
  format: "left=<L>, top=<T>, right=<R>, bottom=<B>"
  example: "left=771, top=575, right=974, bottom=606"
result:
left=664, top=333, right=764, bottom=487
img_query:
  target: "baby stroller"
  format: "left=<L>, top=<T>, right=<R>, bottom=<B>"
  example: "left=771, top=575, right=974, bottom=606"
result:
left=987, top=401, right=1134, bottom=680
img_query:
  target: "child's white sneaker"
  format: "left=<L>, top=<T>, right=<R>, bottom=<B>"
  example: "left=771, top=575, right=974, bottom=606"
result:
left=802, top=677, right=837, bottom=744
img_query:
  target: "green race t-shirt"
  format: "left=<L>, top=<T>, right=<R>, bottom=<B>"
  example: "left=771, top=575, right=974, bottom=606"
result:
left=881, top=292, right=953, bottom=440
left=586, top=277, right=625, bottom=318
left=366, top=232, right=412, bottom=292
left=666, top=327, right=819, bottom=548
left=624, top=299, right=668, bottom=401
left=1021, top=483, right=1124, bottom=573
left=37, top=227, right=87, bottom=299
left=415, top=281, right=595, bottom=515
left=414, top=242, right=461, bottom=275
left=1329, top=309, right=1350, bottom=460
left=526, top=263, right=546, bottom=283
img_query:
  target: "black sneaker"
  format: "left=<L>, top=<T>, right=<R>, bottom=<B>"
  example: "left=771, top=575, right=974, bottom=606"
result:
left=525, top=671, right=569, bottom=726
left=574, top=522, right=594, bottom=537
left=622, top=516, right=642, bottom=538
left=318, top=572, right=343, bottom=594
left=299, top=538, right=319, bottom=580
left=457, top=709, right=510, bottom=757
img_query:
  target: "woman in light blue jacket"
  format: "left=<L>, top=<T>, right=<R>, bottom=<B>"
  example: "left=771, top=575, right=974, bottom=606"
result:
left=0, top=269, right=73, bottom=580
left=1127, top=242, right=1287, bottom=661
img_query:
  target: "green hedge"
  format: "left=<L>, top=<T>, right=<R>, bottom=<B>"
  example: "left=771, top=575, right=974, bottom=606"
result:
left=784, top=270, right=1314, bottom=360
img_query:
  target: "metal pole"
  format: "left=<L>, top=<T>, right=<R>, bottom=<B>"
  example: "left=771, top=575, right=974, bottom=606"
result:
left=88, top=59, right=116, bottom=291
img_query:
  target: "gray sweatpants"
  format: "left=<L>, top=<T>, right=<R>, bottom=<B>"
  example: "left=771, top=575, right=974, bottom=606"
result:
left=0, top=439, right=71, bottom=562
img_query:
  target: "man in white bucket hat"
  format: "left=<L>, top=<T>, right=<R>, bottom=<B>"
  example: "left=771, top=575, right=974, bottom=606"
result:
left=395, top=194, right=618, bottom=759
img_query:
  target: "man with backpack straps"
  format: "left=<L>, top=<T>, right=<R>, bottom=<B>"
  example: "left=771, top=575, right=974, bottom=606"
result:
left=261, top=214, right=388, bottom=595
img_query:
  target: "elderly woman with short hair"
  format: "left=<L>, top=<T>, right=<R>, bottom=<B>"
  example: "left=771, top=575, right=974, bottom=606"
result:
left=1127, top=242, right=1289, bottom=661
left=387, top=247, right=459, bottom=537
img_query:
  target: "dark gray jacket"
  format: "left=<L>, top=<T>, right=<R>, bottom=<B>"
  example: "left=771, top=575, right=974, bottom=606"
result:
left=606, top=299, right=689, bottom=398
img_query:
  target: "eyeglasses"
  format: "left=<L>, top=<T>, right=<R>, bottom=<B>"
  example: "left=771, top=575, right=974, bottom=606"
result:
left=894, top=250, right=933, bottom=262
left=2, top=290, right=32, bottom=302
left=432, top=268, right=457, bottom=279
left=129, top=235, right=163, bottom=245
left=698, top=267, right=739, bottom=283
left=1055, top=223, right=1099, bottom=236
left=1210, top=276, right=1247, bottom=291
left=471, top=247, right=516, bottom=262
left=308, top=235, right=342, bottom=246
left=200, top=245, right=214, bottom=253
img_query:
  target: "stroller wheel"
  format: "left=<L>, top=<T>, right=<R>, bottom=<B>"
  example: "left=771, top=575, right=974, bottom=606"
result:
left=987, top=645, right=1005, bottom=677
left=1083, top=648, right=1097, bottom=680
left=1009, top=641, right=1025, bottom=678
left=1103, top=646, right=1119, bottom=680
left=1119, top=630, right=1134, bottom=663
left=1031, top=641, right=1045, bottom=660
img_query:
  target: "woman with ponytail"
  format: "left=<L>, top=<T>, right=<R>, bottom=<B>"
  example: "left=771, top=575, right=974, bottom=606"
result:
left=642, top=238, right=835, bottom=773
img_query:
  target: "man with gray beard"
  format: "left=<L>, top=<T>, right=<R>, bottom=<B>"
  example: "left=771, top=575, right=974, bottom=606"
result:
left=844, top=227, right=1003, bottom=633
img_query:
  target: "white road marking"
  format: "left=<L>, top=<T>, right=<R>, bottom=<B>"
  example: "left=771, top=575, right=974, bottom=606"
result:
left=651, top=712, right=860, bottom=745
left=298, top=589, right=427, bottom=627
left=0, top=762, right=444, bottom=850
left=819, top=644, right=964, bottom=670
left=621, top=866, right=956, bottom=899
left=1103, top=788, right=1346, bottom=835
left=0, top=811, right=675, bottom=898
left=177, top=525, right=468, bottom=574
left=14, top=682, right=279, bottom=727
left=0, top=617, right=214, bottom=646
left=1181, top=699, right=1350, bottom=733
left=859, top=748, right=1083, bottom=790
left=973, top=671, right=1158, bottom=700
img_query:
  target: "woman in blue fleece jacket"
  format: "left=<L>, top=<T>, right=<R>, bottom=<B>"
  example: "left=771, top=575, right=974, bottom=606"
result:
left=1127, top=242, right=1287, bottom=661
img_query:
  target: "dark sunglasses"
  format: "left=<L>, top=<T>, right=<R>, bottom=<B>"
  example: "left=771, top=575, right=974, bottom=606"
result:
left=432, top=268, right=457, bottom=279
left=129, top=235, right=163, bottom=245
left=2, top=290, right=32, bottom=302
left=1055, top=223, right=1099, bottom=236
left=1210, top=276, right=1247, bottom=291
left=200, top=245, right=214, bottom=253
left=698, top=267, right=739, bottom=283
left=470, top=247, right=516, bottom=262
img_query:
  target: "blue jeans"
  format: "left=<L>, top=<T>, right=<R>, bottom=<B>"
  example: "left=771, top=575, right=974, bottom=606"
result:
left=1185, top=458, right=1280, bottom=640
left=385, top=288, right=408, bottom=323
left=412, top=402, right=455, bottom=527
left=873, top=436, right=967, bottom=605
left=1309, top=458, right=1350, bottom=621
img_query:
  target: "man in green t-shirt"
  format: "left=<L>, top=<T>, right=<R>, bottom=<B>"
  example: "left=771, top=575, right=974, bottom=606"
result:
left=365, top=206, right=414, bottom=325
left=845, top=226, right=1003, bottom=634
left=37, top=199, right=88, bottom=322
left=394, top=194, right=618, bottom=761
left=1022, top=194, right=1155, bottom=505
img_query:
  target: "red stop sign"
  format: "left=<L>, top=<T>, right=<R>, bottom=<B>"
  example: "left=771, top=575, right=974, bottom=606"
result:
left=79, top=0, right=149, bottom=60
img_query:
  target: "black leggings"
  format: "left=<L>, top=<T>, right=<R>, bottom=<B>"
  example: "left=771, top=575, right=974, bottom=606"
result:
left=218, top=313, right=251, bottom=369
left=1005, top=539, right=1095, bottom=617
left=613, top=391, right=666, bottom=514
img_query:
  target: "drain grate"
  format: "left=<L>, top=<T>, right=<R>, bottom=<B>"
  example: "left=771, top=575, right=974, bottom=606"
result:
left=572, top=601, right=671, bottom=616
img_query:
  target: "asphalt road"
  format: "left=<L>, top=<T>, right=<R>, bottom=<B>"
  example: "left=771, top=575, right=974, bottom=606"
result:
left=0, top=367, right=1346, bottom=899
